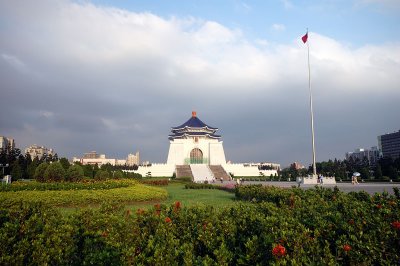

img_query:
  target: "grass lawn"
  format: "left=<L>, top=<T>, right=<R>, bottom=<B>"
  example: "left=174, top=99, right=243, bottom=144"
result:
left=125, top=182, right=237, bottom=210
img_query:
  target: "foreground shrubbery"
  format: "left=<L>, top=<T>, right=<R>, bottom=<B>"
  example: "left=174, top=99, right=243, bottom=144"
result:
left=1, top=185, right=399, bottom=264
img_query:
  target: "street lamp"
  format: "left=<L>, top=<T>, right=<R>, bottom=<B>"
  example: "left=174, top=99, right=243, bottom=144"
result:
left=0, top=163, right=9, bottom=177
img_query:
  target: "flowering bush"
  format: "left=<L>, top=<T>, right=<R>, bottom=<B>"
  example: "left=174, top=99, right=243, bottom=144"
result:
left=141, top=179, right=169, bottom=186
left=0, top=185, right=399, bottom=265
left=343, top=244, right=352, bottom=252
left=272, top=244, right=286, bottom=257
left=392, top=221, right=400, bottom=230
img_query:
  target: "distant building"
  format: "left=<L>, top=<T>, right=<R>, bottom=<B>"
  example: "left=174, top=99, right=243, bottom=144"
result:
left=0, top=136, right=15, bottom=151
left=378, top=130, right=400, bottom=160
left=73, top=151, right=139, bottom=167
left=25, top=144, right=54, bottom=159
left=83, top=151, right=101, bottom=159
left=241, top=162, right=281, bottom=170
left=345, top=147, right=380, bottom=166
left=290, top=162, right=305, bottom=170
left=126, top=152, right=140, bottom=166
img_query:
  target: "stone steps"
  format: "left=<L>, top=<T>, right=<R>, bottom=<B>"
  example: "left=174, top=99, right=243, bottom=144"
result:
left=176, top=165, right=193, bottom=179
left=209, top=165, right=231, bottom=181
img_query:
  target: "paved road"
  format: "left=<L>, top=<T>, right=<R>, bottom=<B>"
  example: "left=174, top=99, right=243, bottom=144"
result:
left=214, top=181, right=400, bottom=195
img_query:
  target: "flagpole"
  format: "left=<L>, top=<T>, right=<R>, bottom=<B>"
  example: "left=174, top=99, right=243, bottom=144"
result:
left=306, top=29, right=317, bottom=177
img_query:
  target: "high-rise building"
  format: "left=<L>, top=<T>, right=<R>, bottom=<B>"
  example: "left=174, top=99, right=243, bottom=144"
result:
left=25, top=144, right=54, bottom=159
left=0, top=136, right=15, bottom=151
left=345, top=147, right=380, bottom=166
left=378, top=130, right=400, bottom=159
left=126, top=152, right=140, bottom=166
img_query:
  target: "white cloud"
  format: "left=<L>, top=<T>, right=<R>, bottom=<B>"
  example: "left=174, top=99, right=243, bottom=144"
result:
left=271, top=23, right=286, bottom=31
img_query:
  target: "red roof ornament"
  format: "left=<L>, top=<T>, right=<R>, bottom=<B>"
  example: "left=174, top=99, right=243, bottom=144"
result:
left=192, top=111, right=197, bottom=117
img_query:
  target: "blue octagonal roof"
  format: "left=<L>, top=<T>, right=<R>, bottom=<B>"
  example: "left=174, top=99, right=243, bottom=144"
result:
left=172, top=112, right=217, bottom=130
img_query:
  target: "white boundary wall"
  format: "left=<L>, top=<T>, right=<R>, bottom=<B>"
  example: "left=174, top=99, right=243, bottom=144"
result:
left=125, top=163, right=279, bottom=178
left=222, top=164, right=278, bottom=177
left=127, top=164, right=175, bottom=177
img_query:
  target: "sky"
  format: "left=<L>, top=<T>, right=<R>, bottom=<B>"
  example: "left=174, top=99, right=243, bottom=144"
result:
left=0, top=0, right=399, bottom=167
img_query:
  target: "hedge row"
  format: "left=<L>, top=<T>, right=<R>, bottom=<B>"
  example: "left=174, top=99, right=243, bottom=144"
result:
left=0, top=179, right=137, bottom=192
left=0, top=184, right=167, bottom=207
left=140, top=179, right=169, bottom=186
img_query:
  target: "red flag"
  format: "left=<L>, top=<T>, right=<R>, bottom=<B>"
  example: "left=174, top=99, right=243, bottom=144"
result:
left=302, top=32, right=308, bottom=43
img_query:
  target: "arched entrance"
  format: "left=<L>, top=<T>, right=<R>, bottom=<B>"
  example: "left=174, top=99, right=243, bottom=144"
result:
left=190, top=148, right=203, bottom=164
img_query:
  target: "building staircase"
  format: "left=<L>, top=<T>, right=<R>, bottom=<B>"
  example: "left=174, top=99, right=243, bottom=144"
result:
left=209, top=165, right=231, bottom=181
left=190, top=164, right=214, bottom=183
left=175, top=165, right=193, bottom=179
left=175, top=164, right=231, bottom=183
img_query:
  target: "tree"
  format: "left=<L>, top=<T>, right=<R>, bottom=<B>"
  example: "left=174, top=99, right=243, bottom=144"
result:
left=59, top=157, right=70, bottom=170
left=388, top=166, right=399, bottom=181
left=34, top=162, right=49, bottom=182
left=375, top=164, right=383, bottom=179
left=95, top=170, right=109, bottom=180
left=113, top=170, right=124, bottom=179
left=359, top=167, right=371, bottom=180
left=82, top=164, right=94, bottom=178
left=101, top=163, right=113, bottom=175
left=66, top=164, right=84, bottom=182
left=44, top=162, right=66, bottom=182
left=10, top=161, right=23, bottom=180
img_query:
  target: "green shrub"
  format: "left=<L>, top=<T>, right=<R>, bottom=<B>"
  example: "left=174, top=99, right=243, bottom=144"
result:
left=95, top=170, right=110, bottom=180
left=44, top=162, right=66, bottom=182
left=113, top=170, right=124, bottom=179
left=66, top=164, right=84, bottom=181
left=34, top=162, right=49, bottom=182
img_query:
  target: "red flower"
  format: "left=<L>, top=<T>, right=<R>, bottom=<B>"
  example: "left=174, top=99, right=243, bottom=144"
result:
left=165, top=217, right=172, bottom=223
left=272, top=244, right=286, bottom=257
left=376, top=204, right=382, bottom=209
left=174, top=201, right=181, bottom=210
left=392, top=221, right=400, bottom=230
left=343, top=244, right=351, bottom=252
